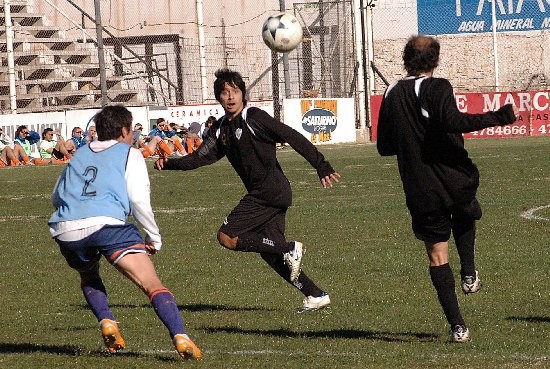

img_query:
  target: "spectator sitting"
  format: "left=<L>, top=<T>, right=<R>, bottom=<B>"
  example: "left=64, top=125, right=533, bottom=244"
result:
left=175, top=127, right=188, bottom=140
left=65, top=126, right=87, bottom=155
left=0, top=140, right=21, bottom=167
left=84, top=124, right=98, bottom=143
left=0, top=127, right=13, bottom=147
left=202, top=116, right=216, bottom=140
left=149, top=118, right=186, bottom=156
left=13, top=125, right=39, bottom=165
left=186, top=122, right=203, bottom=154
left=38, top=128, right=72, bottom=165
left=132, top=123, right=173, bottom=158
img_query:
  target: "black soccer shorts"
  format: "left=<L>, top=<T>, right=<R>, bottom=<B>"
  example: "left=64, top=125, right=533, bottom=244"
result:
left=219, top=194, right=287, bottom=244
left=411, top=198, right=481, bottom=243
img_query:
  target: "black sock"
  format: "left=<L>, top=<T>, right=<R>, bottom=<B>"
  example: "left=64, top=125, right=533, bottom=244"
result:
left=294, top=273, right=324, bottom=297
left=235, top=232, right=290, bottom=254
left=429, top=263, right=465, bottom=326
left=260, top=252, right=323, bottom=297
left=452, top=219, right=476, bottom=278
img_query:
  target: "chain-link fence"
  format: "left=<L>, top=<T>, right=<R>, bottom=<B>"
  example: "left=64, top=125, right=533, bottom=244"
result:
left=1, top=0, right=549, bottom=124
left=1, top=0, right=355, bottom=115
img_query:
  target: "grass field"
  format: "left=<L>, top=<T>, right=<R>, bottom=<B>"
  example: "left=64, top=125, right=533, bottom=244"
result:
left=0, top=137, right=548, bottom=368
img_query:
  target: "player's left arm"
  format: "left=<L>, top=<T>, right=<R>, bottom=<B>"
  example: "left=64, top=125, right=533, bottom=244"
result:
left=249, top=108, right=340, bottom=188
left=429, top=79, right=517, bottom=133
left=126, top=147, right=162, bottom=252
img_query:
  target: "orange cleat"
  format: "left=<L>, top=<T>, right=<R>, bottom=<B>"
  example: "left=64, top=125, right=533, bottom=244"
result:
left=173, top=334, right=203, bottom=360
left=99, top=319, right=125, bottom=353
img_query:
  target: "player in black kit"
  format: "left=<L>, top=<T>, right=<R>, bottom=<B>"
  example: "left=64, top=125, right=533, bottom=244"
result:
left=155, top=68, right=340, bottom=312
left=377, top=35, right=518, bottom=342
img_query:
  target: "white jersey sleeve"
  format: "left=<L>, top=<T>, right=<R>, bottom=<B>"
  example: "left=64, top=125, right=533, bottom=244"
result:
left=125, top=147, right=162, bottom=250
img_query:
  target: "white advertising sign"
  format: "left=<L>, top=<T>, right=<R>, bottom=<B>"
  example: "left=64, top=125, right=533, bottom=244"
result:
left=166, top=100, right=274, bottom=128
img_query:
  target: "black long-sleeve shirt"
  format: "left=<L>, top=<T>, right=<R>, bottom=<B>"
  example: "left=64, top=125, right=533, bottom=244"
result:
left=377, top=76, right=515, bottom=213
left=164, top=107, right=334, bottom=208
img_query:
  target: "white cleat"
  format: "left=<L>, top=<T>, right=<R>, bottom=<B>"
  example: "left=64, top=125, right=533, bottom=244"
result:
left=284, top=241, right=305, bottom=283
left=450, top=324, right=471, bottom=343
left=461, top=271, right=482, bottom=294
left=297, top=292, right=331, bottom=313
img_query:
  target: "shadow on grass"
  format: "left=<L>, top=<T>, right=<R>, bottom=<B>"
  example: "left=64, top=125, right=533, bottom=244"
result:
left=0, top=342, right=178, bottom=362
left=205, top=326, right=438, bottom=343
left=507, top=316, right=550, bottom=323
left=0, top=342, right=81, bottom=355
left=73, top=303, right=272, bottom=312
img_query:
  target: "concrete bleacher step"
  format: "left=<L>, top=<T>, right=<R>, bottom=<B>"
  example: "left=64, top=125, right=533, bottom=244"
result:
left=0, top=0, right=149, bottom=113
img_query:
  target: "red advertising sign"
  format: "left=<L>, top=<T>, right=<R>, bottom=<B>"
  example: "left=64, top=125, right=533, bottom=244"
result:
left=369, top=90, right=550, bottom=141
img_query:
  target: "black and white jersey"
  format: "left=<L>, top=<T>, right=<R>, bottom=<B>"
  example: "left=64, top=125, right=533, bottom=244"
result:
left=164, top=107, right=334, bottom=208
left=376, top=76, right=515, bottom=213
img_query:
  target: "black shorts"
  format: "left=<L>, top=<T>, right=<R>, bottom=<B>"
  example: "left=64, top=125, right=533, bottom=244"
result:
left=219, top=195, right=287, bottom=244
left=52, top=148, right=64, bottom=160
left=411, top=198, right=482, bottom=243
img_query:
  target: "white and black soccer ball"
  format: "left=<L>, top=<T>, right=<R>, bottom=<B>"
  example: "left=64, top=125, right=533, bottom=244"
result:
left=262, top=12, right=303, bottom=53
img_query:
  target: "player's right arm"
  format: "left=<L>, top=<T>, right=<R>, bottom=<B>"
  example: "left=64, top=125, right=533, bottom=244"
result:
left=376, top=83, right=399, bottom=156
left=155, top=133, right=223, bottom=171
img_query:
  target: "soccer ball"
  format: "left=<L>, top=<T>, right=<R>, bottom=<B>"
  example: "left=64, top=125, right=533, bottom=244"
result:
left=262, top=12, right=303, bottom=53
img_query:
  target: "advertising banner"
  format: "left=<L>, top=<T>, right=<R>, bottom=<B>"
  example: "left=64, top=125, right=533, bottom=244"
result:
left=283, top=98, right=356, bottom=144
left=166, top=100, right=274, bottom=128
left=370, top=89, right=550, bottom=141
left=0, top=111, right=66, bottom=142
left=418, top=0, right=550, bottom=35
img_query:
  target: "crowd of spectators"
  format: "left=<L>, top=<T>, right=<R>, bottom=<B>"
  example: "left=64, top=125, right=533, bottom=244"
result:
left=0, top=116, right=214, bottom=168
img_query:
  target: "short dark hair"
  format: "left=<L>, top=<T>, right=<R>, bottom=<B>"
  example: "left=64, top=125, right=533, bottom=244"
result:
left=156, top=118, right=166, bottom=125
left=213, top=68, right=247, bottom=105
left=92, top=105, right=133, bottom=141
left=42, top=127, right=54, bottom=139
left=403, top=35, right=440, bottom=76
left=15, top=125, right=28, bottom=137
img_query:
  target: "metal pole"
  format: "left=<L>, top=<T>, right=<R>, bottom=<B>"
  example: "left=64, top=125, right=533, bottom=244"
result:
left=4, top=0, right=17, bottom=113
left=352, top=0, right=366, bottom=130
left=366, top=0, right=375, bottom=96
left=279, top=0, right=291, bottom=98
left=196, top=0, right=209, bottom=102
left=271, top=50, right=281, bottom=120
left=490, top=0, right=500, bottom=91
left=94, top=0, right=108, bottom=106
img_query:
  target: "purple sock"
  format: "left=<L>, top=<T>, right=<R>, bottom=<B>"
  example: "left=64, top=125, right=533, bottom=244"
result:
left=81, top=279, right=115, bottom=322
left=150, top=290, right=186, bottom=337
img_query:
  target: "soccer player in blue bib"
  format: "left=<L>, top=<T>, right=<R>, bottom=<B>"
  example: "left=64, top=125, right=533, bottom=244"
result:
left=48, top=105, right=202, bottom=360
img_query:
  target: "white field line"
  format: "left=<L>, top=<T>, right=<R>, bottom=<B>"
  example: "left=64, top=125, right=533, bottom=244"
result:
left=122, top=349, right=550, bottom=361
left=126, top=348, right=360, bottom=357
left=154, top=207, right=214, bottom=213
left=0, top=215, right=42, bottom=222
left=520, top=205, right=550, bottom=221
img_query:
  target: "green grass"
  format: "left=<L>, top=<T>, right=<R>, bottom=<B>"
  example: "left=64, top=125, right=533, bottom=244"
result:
left=0, top=137, right=548, bottom=368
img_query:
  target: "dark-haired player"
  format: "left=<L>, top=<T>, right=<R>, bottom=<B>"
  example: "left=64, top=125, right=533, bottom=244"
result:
left=156, top=68, right=340, bottom=312
left=377, top=35, right=518, bottom=342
